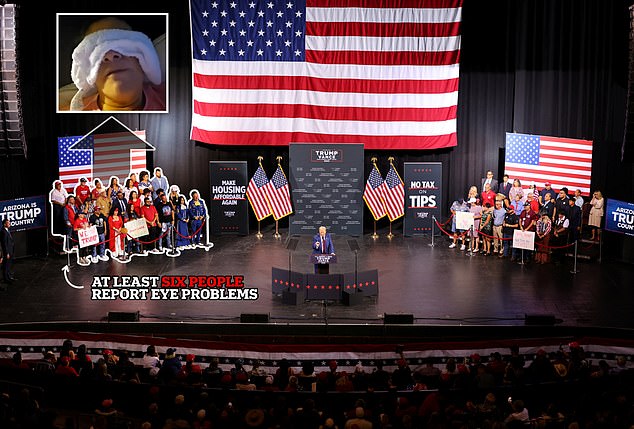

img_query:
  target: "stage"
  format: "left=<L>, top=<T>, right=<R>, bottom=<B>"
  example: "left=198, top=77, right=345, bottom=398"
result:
left=1, top=225, right=633, bottom=337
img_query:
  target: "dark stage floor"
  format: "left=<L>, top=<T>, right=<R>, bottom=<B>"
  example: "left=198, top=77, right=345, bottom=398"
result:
left=1, top=225, right=633, bottom=333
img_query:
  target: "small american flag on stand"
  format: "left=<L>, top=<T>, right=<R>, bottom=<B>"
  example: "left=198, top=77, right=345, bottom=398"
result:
left=382, top=163, right=405, bottom=221
left=363, top=164, right=386, bottom=220
left=246, top=165, right=273, bottom=221
left=265, top=164, right=293, bottom=220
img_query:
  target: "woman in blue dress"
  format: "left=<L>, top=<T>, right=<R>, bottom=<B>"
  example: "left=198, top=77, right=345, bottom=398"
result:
left=188, top=190, right=206, bottom=246
left=175, top=196, right=191, bottom=249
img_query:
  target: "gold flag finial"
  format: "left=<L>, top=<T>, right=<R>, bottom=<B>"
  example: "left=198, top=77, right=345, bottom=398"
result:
left=388, top=156, right=395, bottom=163
left=371, top=156, right=378, bottom=163
left=276, top=155, right=283, bottom=164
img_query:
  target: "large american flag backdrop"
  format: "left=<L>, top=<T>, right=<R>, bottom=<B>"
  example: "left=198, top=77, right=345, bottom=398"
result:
left=190, top=0, right=462, bottom=149
left=504, top=132, right=593, bottom=196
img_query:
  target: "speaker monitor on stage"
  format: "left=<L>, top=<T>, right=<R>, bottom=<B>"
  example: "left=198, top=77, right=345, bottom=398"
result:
left=384, top=313, right=414, bottom=324
left=107, top=311, right=140, bottom=322
left=240, top=313, right=270, bottom=323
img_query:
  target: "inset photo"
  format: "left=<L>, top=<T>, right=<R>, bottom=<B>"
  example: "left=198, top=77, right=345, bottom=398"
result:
left=57, top=13, right=168, bottom=113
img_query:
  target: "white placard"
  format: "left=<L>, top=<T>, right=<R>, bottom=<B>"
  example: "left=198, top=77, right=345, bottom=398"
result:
left=455, top=211, right=474, bottom=230
left=512, top=230, right=536, bottom=251
left=125, top=218, right=149, bottom=239
left=78, top=225, right=99, bottom=248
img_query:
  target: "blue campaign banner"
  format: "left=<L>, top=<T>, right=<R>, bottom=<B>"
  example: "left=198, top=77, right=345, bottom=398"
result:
left=0, top=195, right=48, bottom=232
left=403, top=162, right=443, bottom=236
left=605, top=198, right=634, bottom=237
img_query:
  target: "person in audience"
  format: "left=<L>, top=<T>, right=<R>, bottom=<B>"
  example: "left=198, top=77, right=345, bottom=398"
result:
left=123, top=177, right=138, bottom=201
left=151, top=167, right=169, bottom=200
left=49, top=180, right=68, bottom=236
left=95, top=189, right=111, bottom=217
left=108, top=206, right=125, bottom=259
left=574, top=189, right=584, bottom=208
left=481, top=170, right=499, bottom=193
left=91, top=178, right=105, bottom=200
left=518, top=202, right=537, bottom=263
left=156, top=192, right=174, bottom=252
left=568, top=197, right=582, bottom=243
left=502, top=206, right=519, bottom=259
left=89, top=205, right=109, bottom=263
left=539, top=182, right=557, bottom=205
left=142, top=345, right=161, bottom=379
left=138, top=170, right=153, bottom=194
left=74, top=177, right=91, bottom=206
left=526, top=192, right=539, bottom=213
left=468, top=197, right=482, bottom=252
left=141, top=196, right=160, bottom=253
left=112, top=190, right=129, bottom=221
left=589, top=190, right=604, bottom=241
left=159, top=348, right=181, bottom=383
left=551, top=212, right=570, bottom=263
left=64, top=195, right=78, bottom=251
left=553, top=188, right=570, bottom=221
left=492, top=199, right=506, bottom=255
left=392, top=358, right=414, bottom=390
left=509, top=178, right=525, bottom=205
left=511, top=192, right=524, bottom=215
left=345, top=406, right=373, bottom=429
left=449, top=198, right=468, bottom=251
left=369, top=362, right=391, bottom=391
left=499, top=174, right=512, bottom=199
left=479, top=203, right=494, bottom=255
left=73, top=211, right=91, bottom=265
left=504, top=399, right=529, bottom=428
left=189, top=190, right=207, bottom=246
left=107, top=176, right=122, bottom=201
left=55, top=356, right=79, bottom=377
left=467, top=185, right=479, bottom=202
left=175, top=195, right=191, bottom=249
left=481, top=182, right=496, bottom=208
left=535, top=211, right=552, bottom=264
left=541, top=192, right=555, bottom=219
left=168, top=185, right=181, bottom=207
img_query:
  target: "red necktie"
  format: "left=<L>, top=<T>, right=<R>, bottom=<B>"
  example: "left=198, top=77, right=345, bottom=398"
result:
left=321, top=238, right=325, bottom=254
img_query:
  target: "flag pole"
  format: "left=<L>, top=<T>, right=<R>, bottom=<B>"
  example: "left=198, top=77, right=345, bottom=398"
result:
left=256, top=155, right=264, bottom=239
left=370, top=157, right=380, bottom=239
left=387, top=157, right=395, bottom=239
left=274, top=156, right=283, bottom=239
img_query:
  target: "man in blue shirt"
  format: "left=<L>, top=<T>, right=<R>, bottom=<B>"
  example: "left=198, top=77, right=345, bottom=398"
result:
left=492, top=199, right=507, bottom=255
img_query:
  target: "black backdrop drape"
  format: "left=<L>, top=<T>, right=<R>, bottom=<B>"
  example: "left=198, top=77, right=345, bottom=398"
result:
left=2, top=0, right=632, bottom=238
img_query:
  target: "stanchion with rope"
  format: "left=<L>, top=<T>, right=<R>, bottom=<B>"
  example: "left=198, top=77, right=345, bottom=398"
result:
left=570, top=240, right=579, bottom=274
left=465, top=224, right=475, bottom=256
left=428, top=216, right=436, bottom=247
left=172, top=218, right=213, bottom=251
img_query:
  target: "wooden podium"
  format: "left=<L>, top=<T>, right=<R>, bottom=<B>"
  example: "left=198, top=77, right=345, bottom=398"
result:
left=309, top=254, right=337, bottom=274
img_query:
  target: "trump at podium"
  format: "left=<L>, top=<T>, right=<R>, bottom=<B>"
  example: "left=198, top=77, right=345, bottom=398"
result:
left=313, top=226, right=335, bottom=273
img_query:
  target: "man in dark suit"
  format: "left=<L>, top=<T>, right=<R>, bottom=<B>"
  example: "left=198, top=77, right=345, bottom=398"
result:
left=312, top=226, right=335, bottom=273
left=1, top=219, right=16, bottom=284
left=499, top=174, right=512, bottom=199
left=481, top=170, right=499, bottom=193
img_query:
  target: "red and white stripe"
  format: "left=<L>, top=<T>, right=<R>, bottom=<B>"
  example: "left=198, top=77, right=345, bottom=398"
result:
left=191, top=0, right=462, bottom=150
left=505, top=136, right=593, bottom=196
left=92, top=131, right=147, bottom=184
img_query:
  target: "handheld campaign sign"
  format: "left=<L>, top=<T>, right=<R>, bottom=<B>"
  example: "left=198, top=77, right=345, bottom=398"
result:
left=513, top=230, right=536, bottom=251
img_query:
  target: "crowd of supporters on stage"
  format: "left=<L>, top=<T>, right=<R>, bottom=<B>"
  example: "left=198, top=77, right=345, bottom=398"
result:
left=1, top=340, right=633, bottom=428
left=48, top=168, right=207, bottom=265
left=446, top=171, right=605, bottom=264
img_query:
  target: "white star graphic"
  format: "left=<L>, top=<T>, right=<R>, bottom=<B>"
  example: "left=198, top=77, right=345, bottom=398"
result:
left=220, top=10, right=227, bottom=17
left=266, top=20, right=273, bottom=27
left=202, top=10, right=209, bottom=18
left=229, top=1, right=237, bottom=8
left=257, top=29, right=265, bottom=37
left=296, top=10, right=302, bottom=17
left=228, top=40, right=236, bottom=46
left=211, top=1, right=218, bottom=7
left=219, top=49, right=226, bottom=55
left=229, top=20, right=236, bottom=27
left=238, top=49, right=245, bottom=56
left=200, top=48, right=207, bottom=55
left=202, top=29, right=209, bottom=37
left=239, top=29, right=246, bottom=36
left=266, top=39, right=273, bottom=46
left=248, top=20, right=255, bottom=27
left=211, top=20, right=218, bottom=27
left=276, top=50, right=282, bottom=56
left=277, top=11, right=284, bottom=18
left=295, top=30, right=302, bottom=37
left=287, top=2, right=294, bottom=8
left=209, top=40, right=216, bottom=46
left=284, top=40, right=291, bottom=47
left=249, top=1, right=256, bottom=8
left=276, top=30, right=283, bottom=37
left=294, top=49, right=301, bottom=56
left=267, top=2, right=274, bottom=9
left=286, top=20, right=292, bottom=28
left=247, top=40, right=254, bottom=46
left=258, top=10, right=265, bottom=18
left=221, top=29, right=228, bottom=36
left=257, top=49, right=264, bottom=56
